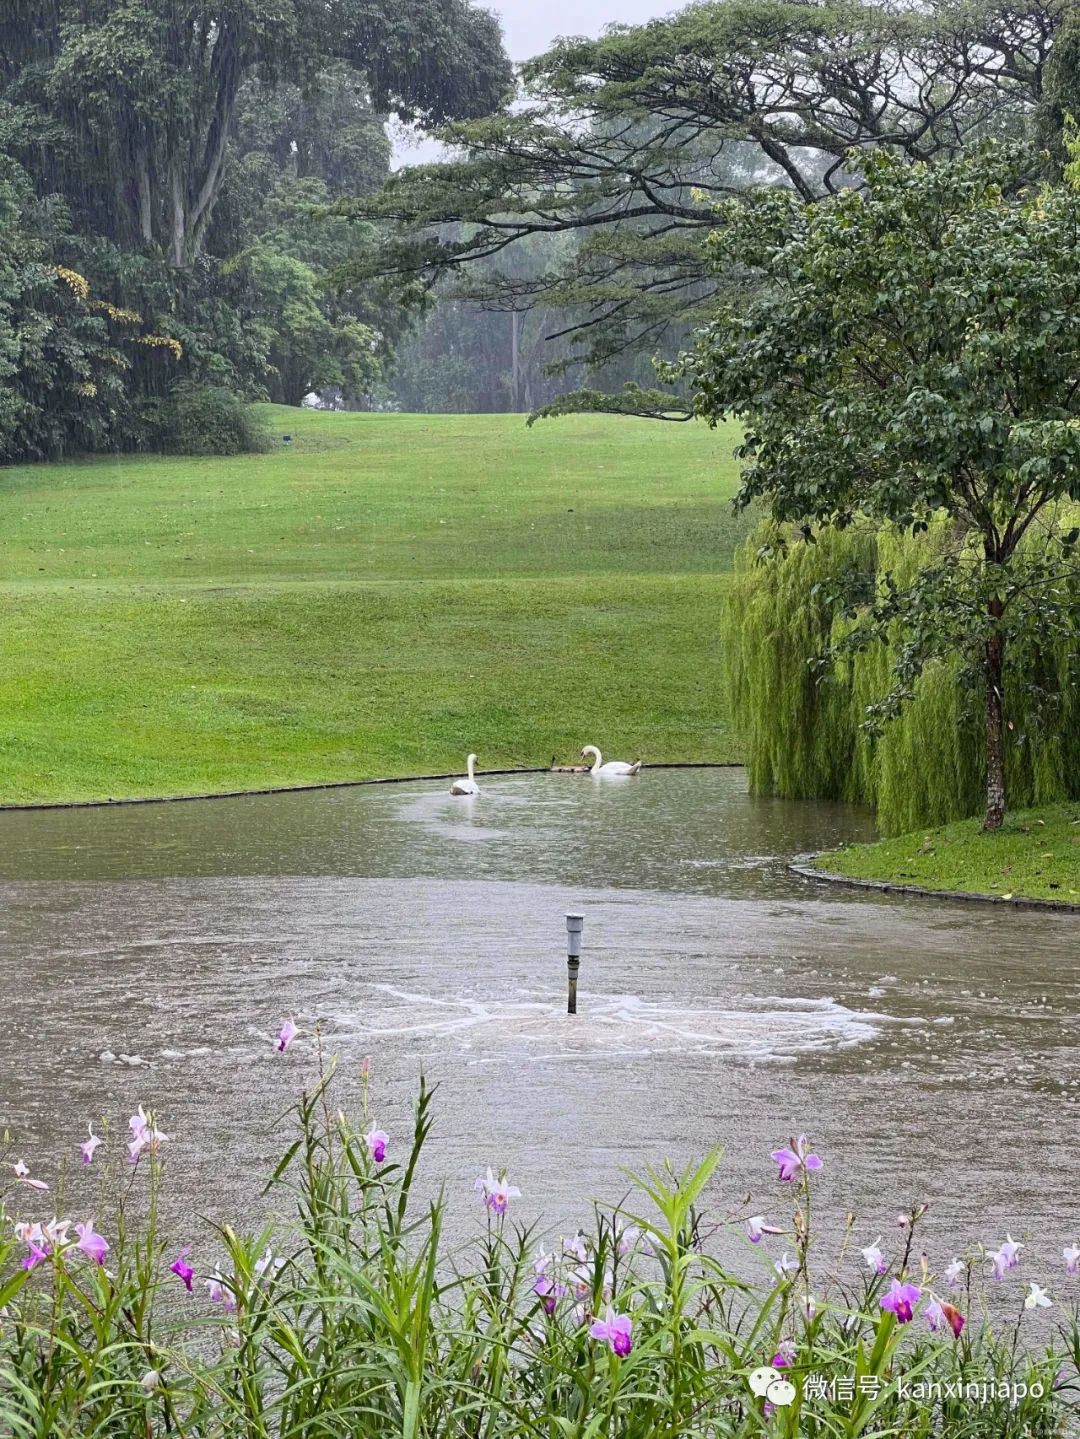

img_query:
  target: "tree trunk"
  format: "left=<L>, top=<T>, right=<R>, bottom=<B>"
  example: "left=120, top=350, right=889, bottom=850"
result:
left=983, top=602, right=1006, bottom=831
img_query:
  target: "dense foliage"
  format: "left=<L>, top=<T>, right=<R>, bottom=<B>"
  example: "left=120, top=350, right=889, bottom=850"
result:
left=1, top=1057, right=1076, bottom=1437
left=683, top=144, right=1080, bottom=829
left=0, top=1, right=511, bottom=459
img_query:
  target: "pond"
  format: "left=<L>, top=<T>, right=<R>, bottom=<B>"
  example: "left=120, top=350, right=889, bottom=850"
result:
left=1, top=768, right=1076, bottom=1261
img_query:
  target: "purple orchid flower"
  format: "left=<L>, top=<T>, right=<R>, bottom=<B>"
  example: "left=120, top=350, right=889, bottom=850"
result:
left=128, top=1106, right=168, bottom=1164
left=276, top=1018, right=297, bottom=1053
left=943, top=1257, right=965, bottom=1288
left=990, top=1235, right=1023, bottom=1279
left=80, top=1125, right=102, bottom=1166
left=590, top=1307, right=633, bottom=1357
left=770, top=1135, right=822, bottom=1183
left=1064, top=1244, right=1080, bottom=1277
left=880, top=1279, right=921, bottom=1324
left=365, top=1124, right=388, bottom=1165
left=206, top=1271, right=237, bottom=1313
left=746, top=1215, right=783, bottom=1244
left=474, top=1167, right=520, bottom=1215
left=254, top=1245, right=285, bottom=1281
left=924, top=1296, right=946, bottom=1332
left=170, top=1248, right=194, bottom=1291
left=773, top=1339, right=797, bottom=1367
left=534, top=1273, right=568, bottom=1314
left=74, top=1220, right=109, bottom=1265
left=22, top=1242, right=49, bottom=1271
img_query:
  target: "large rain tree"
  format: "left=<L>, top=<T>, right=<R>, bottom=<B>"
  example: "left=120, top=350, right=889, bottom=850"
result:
left=0, top=0, right=511, bottom=270
left=343, top=0, right=1064, bottom=373
left=680, top=144, right=1080, bottom=831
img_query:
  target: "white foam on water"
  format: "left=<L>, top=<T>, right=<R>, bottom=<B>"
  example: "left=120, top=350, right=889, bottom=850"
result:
left=325, top=984, right=906, bottom=1062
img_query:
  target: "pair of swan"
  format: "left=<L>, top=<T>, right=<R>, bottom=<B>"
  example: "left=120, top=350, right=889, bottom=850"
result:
left=449, top=744, right=641, bottom=794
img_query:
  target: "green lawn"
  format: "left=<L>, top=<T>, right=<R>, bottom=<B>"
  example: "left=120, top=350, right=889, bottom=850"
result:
left=0, top=407, right=749, bottom=804
left=814, top=804, right=1080, bottom=903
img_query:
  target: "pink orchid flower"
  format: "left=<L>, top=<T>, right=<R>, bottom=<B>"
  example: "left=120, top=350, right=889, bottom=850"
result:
left=80, top=1125, right=102, bottom=1166
left=128, top=1107, right=167, bottom=1164
left=590, top=1307, right=633, bottom=1357
left=12, top=1160, right=48, bottom=1191
left=770, top=1135, right=822, bottom=1183
left=943, top=1257, right=965, bottom=1288
left=22, top=1243, right=49, bottom=1271
left=75, top=1220, right=109, bottom=1265
left=206, top=1271, right=237, bottom=1313
left=276, top=1019, right=297, bottom=1053
left=746, top=1215, right=783, bottom=1244
left=1064, top=1244, right=1080, bottom=1277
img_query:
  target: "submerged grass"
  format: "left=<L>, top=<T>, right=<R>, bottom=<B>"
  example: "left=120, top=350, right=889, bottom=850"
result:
left=0, top=1060, right=1076, bottom=1438
left=815, top=802, right=1080, bottom=903
left=0, top=409, right=749, bottom=805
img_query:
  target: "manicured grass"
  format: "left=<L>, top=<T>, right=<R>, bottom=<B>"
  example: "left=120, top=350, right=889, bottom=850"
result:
left=0, top=408, right=749, bottom=804
left=814, top=803, right=1080, bottom=903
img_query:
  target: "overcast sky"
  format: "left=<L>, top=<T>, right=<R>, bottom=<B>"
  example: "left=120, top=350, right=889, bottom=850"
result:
left=392, top=0, right=676, bottom=165
left=492, top=0, right=674, bottom=61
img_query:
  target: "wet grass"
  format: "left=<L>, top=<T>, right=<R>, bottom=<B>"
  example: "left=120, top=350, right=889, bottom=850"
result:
left=815, top=803, right=1080, bottom=903
left=0, top=408, right=749, bottom=804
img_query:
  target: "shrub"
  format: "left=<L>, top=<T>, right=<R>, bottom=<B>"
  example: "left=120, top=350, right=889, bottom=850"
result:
left=156, top=380, right=272, bottom=457
left=0, top=1045, right=1076, bottom=1436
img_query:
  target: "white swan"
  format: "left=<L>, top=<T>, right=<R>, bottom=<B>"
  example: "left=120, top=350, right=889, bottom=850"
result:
left=581, top=745, right=641, bottom=777
left=450, top=753, right=480, bottom=795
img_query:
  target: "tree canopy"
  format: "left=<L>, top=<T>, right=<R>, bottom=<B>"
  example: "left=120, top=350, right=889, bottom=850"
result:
left=681, top=142, right=1080, bottom=829
left=343, top=0, right=1064, bottom=371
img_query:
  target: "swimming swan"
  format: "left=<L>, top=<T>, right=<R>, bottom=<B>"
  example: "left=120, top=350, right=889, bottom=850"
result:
left=450, top=753, right=480, bottom=795
left=581, top=745, right=641, bottom=777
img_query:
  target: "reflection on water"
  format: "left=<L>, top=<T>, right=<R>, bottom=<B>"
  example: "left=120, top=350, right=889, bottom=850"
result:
left=0, top=769, right=1076, bottom=1268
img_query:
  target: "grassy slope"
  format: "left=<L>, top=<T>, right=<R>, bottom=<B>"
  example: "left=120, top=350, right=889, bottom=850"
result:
left=0, top=407, right=750, bottom=804
left=815, top=804, right=1080, bottom=903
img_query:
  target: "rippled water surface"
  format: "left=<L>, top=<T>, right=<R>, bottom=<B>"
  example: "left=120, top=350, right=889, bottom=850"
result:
left=1, top=769, right=1076, bottom=1259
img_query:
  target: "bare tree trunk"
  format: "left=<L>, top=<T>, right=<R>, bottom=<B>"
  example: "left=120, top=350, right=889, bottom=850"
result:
left=983, top=602, right=1006, bottom=831
left=170, top=164, right=187, bottom=269
left=510, top=309, right=522, bottom=411
left=135, top=145, right=153, bottom=245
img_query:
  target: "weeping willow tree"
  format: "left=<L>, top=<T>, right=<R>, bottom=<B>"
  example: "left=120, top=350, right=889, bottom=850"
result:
left=682, top=143, right=1080, bottom=830
left=729, top=520, right=1080, bottom=836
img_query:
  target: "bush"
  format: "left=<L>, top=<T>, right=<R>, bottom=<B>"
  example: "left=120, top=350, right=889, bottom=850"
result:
left=0, top=1041, right=1076, bottom=1436
left=156, top=381, right=272, bottom=457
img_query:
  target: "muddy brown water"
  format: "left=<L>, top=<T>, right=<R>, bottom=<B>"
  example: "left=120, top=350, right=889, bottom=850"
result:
left=0, top=768, right=1076, bottom=1293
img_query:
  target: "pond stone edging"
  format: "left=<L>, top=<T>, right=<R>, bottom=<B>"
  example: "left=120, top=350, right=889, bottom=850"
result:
left=790, top=857, right=1080, bottom=914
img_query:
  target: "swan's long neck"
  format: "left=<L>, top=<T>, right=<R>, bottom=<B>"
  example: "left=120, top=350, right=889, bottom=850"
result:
left=584, top=746, right=602, bottom=772
left=467, top=754, right=476, bottom=779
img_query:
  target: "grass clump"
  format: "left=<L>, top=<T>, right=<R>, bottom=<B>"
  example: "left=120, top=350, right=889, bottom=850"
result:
left=815, top=803, right=1080, bottom=903
left=0, top=1057, right=1077, bottom=1437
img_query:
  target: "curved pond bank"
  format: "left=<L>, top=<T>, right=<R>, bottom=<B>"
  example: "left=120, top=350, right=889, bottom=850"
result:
left=0, top=769, right=1076, bottom=1259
